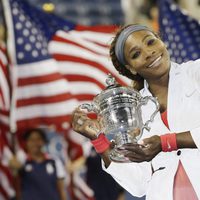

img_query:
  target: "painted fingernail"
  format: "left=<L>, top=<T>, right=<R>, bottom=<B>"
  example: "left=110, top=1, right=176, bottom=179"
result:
left=138, top=140, right=144, bottom=145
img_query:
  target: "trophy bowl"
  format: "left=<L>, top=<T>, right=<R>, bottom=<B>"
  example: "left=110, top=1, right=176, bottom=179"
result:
left=80, top=74, right=159, bottom=163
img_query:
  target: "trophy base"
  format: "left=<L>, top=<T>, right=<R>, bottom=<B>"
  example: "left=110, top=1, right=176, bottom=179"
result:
left=109, top=146, right=132, bottom=163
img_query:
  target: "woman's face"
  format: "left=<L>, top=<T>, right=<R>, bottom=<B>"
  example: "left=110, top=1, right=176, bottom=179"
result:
left=26, top=131, right=45, bottom=155
left=124, top=30, right=170, bottom=81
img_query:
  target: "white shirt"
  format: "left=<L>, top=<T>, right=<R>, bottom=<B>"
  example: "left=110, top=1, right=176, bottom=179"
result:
left=103, top=59, right=200, bottom=200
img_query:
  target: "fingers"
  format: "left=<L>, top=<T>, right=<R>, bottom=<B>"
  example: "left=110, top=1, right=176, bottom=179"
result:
left=124, top=153, right=146, bottom=163
left=72, top=107, right=87, bottom=122
left=122, top=136, right=162, bottom=162
left=97, top=116, right=104, bottom=130
left=71, top=107, right=100, bottom=140
left=142, top=137, right=152, bottom=146
left=85, top=121, right=100, bottom=134
left=142, top=135, right=161, bottom=151
left=72, top=108, right=88, bottom=132
left=122, top=145, right=146, bottom=162
left=128, top=128, right=141, bottom=139
left=122, top=143, right=153, bottom=162
left=72, top=108, right=88, bottom=127
left=123, top=143, right=145, bottom=155
left=123, top=147, right=152, bottom=162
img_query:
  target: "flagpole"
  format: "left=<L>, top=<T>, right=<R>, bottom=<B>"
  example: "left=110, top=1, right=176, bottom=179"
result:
left=1, top=3, right=22, bottom=199
left=2, top=0, right=18, bottom=154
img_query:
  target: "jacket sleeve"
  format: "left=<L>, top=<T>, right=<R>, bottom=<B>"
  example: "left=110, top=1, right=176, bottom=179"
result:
left=185, top=59, right=200, bottom=93
left=184, top=59, right=200, bottom=149
left=102, top=160, right=152, bottom=197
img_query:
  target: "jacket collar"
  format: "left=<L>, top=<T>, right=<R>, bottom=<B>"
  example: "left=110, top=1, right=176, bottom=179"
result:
left=141, top=61, right=179, bottom=96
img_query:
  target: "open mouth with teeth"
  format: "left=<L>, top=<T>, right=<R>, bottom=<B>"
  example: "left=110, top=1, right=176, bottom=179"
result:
left=147, top=55, right=162, bottom=68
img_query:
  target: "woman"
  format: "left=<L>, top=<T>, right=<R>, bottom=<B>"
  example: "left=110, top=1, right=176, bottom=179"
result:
left=9, top=128, right=67, bottom=200
left=71, top=24, right=200, bottom=200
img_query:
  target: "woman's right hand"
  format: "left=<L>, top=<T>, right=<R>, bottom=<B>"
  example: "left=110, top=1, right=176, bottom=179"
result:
left=72, top=108, right=112, bottom=168
left=9, top=156, right=22, bottom=170
left=71, top=108, right=101, bottom=140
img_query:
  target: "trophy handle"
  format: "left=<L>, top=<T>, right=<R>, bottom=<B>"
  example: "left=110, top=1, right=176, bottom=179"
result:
left=139, top=96, right=160, bottom=132
left=79, top=103, right=99, bottom=113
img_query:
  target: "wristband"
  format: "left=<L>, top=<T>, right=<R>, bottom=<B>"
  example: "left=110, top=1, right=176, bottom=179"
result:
left=160, top=133, right=177, bottom=152
left=91, top=133, right=111, bottom=153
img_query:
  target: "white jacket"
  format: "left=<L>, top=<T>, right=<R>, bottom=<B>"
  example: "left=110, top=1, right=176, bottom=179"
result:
left=103, top=59, right=200, bottom=200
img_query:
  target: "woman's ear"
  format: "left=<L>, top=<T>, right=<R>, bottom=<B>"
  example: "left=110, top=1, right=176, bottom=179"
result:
left=125, top=64, right=137, bottom=75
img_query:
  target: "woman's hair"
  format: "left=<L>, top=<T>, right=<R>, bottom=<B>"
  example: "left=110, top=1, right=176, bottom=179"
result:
left=110, top=24, right=158, bottom=90
left=23, top=128, right=48, bottom=144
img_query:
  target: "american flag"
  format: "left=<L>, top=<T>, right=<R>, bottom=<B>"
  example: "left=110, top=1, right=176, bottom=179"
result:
left=0, top=43, right=10, bottom=131
left=0, top=163, right=15, bottom=200
left=2, top=0, right=130, bottom=133
left=158, top=0, right=200, bottom=63
left=0, top=123, right=15, bottom=199
left=0, top=129, right=16, bottom=200
left=0, top=42, right=15, bottom=200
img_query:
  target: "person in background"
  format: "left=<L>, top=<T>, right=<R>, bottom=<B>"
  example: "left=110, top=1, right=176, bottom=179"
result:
left=72, top=24, right=200, bottom=200
left=121, top=0, right=145, bottom=24
left=66, top=129, right=125, bottom=200
left=85, top=148, right=125, bottom=200
left=9, top=128, right=67, bottom=200
left=178, top=0, right=200, bottom=20
left=66, top=129, right=95, bottom=200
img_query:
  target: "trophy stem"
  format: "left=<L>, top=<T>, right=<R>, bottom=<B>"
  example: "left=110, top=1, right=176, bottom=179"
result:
left=109, top=148, right=131, bottom=163
left=109, top=131, right=136, bottom=163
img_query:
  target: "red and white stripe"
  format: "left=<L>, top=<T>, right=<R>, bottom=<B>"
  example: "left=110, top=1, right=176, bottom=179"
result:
left=9, top=25, right=130, bottom=132
left=0, top=44, right=10, bottom=130
left=50, top=26, right=130, bottom=105
left=3, top=0, right=130, bottom=133
left=0, top=162, right=15, bottom=200
left=15, top=58, right=78, bottom=131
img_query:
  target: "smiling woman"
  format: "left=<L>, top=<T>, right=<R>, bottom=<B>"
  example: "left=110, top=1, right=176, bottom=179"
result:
left=110, top=24, right=170, bottom=92
left=71, top=24, right=200, bottom=200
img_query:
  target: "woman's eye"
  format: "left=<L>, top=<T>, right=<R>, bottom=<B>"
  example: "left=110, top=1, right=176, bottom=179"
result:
left=131, top=51, right=140, bottom=59
left=147, top=39, right=156, bottom=45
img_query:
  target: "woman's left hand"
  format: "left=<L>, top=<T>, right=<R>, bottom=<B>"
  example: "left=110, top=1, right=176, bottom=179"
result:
left=123, top=135, right=162, bottom=162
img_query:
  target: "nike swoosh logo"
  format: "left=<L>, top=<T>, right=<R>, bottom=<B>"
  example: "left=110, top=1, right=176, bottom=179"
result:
left=167, top=140, right=171, bottom=150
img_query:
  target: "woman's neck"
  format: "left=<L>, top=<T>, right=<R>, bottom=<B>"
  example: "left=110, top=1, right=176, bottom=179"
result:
left=147, top=73, right=169, bottom=112
left=147, top=72, right=169, bottom=97
left=29, top=152, right=45, bottom=162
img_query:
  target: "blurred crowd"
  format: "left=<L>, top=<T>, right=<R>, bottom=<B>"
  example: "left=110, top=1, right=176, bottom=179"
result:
left=1, top=0, right=200, bottom=40
left=0, top=0, right=200, bottom=200
left=121, top=0, right=200, bottom=30
left=1, top=127, right=125, bottom=200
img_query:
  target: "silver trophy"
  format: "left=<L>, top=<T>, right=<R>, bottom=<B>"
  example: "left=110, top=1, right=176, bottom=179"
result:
left=80, top=74, right=159, bottom=163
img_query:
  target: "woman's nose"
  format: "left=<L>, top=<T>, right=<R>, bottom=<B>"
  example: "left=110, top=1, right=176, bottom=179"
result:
left=145, top=49, right=156, bottom=60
